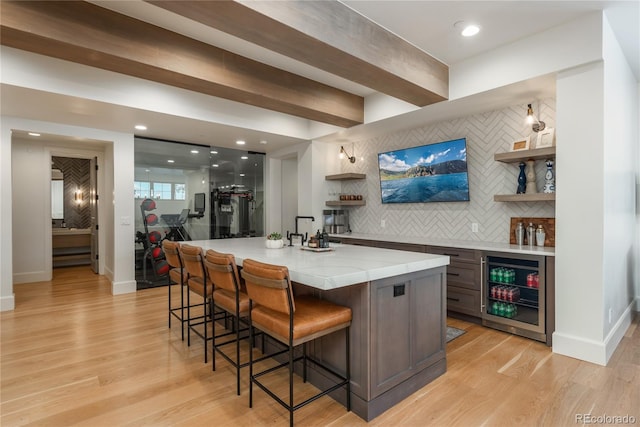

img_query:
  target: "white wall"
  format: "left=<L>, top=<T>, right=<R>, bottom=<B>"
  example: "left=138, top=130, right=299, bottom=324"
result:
left=0, top=117, right=136, bottom=305
left=552, top=14, right=639, bottom=365
left=554, top=62, right=606, bottom=362
left=336, top=100, right=556, bottom=242
left=11, top=138, right=106, bottom=283
left=601, top=14, right=639, bottom=360
left=281, top=158, right=298, bottom=237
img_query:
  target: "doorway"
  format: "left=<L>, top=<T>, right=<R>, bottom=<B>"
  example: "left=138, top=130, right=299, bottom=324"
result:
left=50, top=156, right=98, bottom=272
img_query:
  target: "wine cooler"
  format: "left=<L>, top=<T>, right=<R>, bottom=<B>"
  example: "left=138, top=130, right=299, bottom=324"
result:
left=482, top=252, right=547, bottom=343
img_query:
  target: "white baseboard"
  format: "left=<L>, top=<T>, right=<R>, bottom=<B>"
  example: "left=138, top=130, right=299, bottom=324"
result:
left=112, top=280, right=136, bottom=295
left=12, top=270, right=51, bottom=284
left=553, top=302, right=636, bottom=366
left=0, top=294, right=15, bottom=311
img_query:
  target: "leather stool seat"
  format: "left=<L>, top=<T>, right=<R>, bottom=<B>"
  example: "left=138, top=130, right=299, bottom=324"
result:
left=251, top=295, right=351, bottom=346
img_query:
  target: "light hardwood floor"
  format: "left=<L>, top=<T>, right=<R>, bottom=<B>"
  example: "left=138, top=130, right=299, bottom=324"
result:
left=1, top=266, right=638, bottom=426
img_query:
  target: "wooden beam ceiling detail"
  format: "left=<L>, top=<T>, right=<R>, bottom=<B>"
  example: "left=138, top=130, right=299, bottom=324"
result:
left=0, top=1, right=364, bottom=128
left=146, top=0, right=449, bottom=107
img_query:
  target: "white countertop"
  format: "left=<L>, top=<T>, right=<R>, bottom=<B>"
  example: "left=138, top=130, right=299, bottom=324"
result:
left=331, top=232, right=556, bottom=257
left=188, top=237, right=449, bottom=291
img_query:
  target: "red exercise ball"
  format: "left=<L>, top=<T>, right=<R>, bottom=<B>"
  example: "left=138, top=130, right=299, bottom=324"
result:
left=145, top=213, right=159, bottom=226
left=141, top=198, right=156, bottom=211
left=155, top=260, right=169, bottom=276
left=148, top=231, right=162, bottom=244
left=152, top=247, right=164, bottom=259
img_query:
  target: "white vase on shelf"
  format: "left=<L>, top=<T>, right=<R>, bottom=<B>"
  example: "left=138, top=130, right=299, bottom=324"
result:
left=543, top=159, right=555, bottom=194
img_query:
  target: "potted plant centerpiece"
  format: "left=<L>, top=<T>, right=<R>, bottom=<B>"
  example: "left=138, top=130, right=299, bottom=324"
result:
left=265, top=232, right=284, bottom=249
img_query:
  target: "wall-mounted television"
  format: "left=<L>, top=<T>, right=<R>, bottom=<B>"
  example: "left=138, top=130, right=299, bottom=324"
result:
left=194, top=192, right=206, bottom=213
left=378, top=138, right=470, bottom=204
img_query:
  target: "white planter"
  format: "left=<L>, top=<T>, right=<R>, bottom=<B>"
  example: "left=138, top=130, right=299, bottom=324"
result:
left=265, top=239, right=284, bottom=249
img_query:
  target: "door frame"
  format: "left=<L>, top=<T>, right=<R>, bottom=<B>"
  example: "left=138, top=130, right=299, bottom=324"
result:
left=47, top=147, right=105, bottom=277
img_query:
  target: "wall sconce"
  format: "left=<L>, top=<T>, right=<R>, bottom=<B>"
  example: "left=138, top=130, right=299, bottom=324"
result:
left=339, top=145, right=356, bottom=163
left=526, top=103, right=546, bottom=132
left=74, top=189, right=82, bottom=204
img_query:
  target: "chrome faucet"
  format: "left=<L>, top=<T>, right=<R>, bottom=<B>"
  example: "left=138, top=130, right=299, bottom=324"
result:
left=287, top=215, right=315, bottom=246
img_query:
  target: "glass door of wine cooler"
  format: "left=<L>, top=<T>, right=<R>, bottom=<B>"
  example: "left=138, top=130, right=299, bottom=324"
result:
left=482, top=252, right=546, bottom=343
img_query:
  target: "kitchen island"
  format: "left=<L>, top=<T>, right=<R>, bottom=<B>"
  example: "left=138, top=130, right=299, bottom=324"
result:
left=189, top=237, right=449, bottom=421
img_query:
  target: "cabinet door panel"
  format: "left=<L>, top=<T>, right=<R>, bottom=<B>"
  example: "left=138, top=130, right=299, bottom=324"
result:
left=371, top=279, right=411, bottom=396
left=447, top=285, right=481, bottom=317
left=446, top=264, right=480, bottom=290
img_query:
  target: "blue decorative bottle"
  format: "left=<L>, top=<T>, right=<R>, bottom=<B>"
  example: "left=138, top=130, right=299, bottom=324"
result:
left=517, top=162, right=527, bottom=194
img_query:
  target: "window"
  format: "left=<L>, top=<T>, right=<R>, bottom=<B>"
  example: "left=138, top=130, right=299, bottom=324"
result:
left=152, top=182, right=172, bottom=200
left=174, top=183, right=186, bottom=200
left=135, top=181, right=184, bottom=200
left=134, top=181, right=151, bottom=199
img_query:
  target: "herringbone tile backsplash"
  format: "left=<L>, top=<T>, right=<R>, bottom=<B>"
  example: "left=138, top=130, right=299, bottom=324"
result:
left=338, top=99, right=556, bottom=243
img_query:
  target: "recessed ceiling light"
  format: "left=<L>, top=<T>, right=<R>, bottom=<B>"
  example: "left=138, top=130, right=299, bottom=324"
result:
left=212, top=164, right=219, bottom=167
left=135, top=124, right=147, bottom=131
left=145, top=169, right=150, bottom=172
left=260, top=140, right=267, bottom=145
left=454, top=21, right=480, bottom=37
left=236, top=140, right=246, bottom=145
left=239, top=173, right=245, bottom=177
left=462, top=25, right=480, bottom=37
left=28, top=132, right=41, bottom=137
left=167, top=159, right=175, bottom=163
left=241, top=156, right=248, bottom=160
left=190, top=149, right=199, bottom=154
left=210, top=150, right=218, bottom=154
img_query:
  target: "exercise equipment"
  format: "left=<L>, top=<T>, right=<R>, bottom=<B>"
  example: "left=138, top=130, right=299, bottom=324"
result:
left=138, top=198, right=168, bottom=284
left=161, top=208, right=191, bottom=241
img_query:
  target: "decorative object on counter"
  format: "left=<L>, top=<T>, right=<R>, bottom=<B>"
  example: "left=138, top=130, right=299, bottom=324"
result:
left=525, top=160, right=537, bottom=193
left=515, top=222, right=525, bottom=246
left=309, top=230, right=331, bottom=249
left=265, top=232, right=284, bottom=249
left=536, top=225, right=546, bottom=247
left=510, top=136, right=530, bottom=152
left=526, top=103, right=546, bottom=132
left=509, top=217, right=555, bottom=247
left=535, top=128, right=555, bottom=148
left=543, top=160, right=555, bottom=193
left=517, top=162, right=527, bottom=194
left=286, top=215, right=314, bottom=246
left=526, top=222, right=535, bottom=246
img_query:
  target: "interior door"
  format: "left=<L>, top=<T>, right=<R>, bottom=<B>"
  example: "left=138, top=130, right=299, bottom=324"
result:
left=90, top=156, right=99, bottom=273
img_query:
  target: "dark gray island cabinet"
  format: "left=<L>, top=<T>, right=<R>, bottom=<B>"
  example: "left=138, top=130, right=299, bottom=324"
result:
left=296, top=266, right=447, bottom=421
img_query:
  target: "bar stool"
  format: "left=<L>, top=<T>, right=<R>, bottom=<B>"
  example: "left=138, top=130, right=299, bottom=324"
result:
left=241, top=258, right=352, bottom=427
left=204, top=249, right=250, bottom=394
left=162, top=240, right=188, bottom=340
left=179, top=244, right=215, bottom=363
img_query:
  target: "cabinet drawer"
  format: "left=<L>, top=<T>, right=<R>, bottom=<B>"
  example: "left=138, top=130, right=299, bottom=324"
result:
left=429, top=246, right=480, bottom=264
left=338, top=238, right=375, bottom=247
left=375, top=241, right=425, bottom=253
left=447, top=286, right=481, bottom=317
left=446, top=263, right=480, bottom=290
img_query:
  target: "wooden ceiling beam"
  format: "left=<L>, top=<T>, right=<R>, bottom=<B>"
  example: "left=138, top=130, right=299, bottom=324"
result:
left=146, top=0, right=449, bottom=107
left=0, top=1, right=364, bottom=128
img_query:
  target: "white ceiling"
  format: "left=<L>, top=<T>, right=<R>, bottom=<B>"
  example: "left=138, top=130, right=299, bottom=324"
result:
left=2, top=1, right=638, bottom=162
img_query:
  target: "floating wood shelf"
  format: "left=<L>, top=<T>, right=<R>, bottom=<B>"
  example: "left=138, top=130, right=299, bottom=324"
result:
left=494, top=147, right=556, bottom=163
left=325, top=173, right=366, bottom=180
left=325, top=200, right=366, bottom=207
left=494, top=193, right=556, bottom=202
